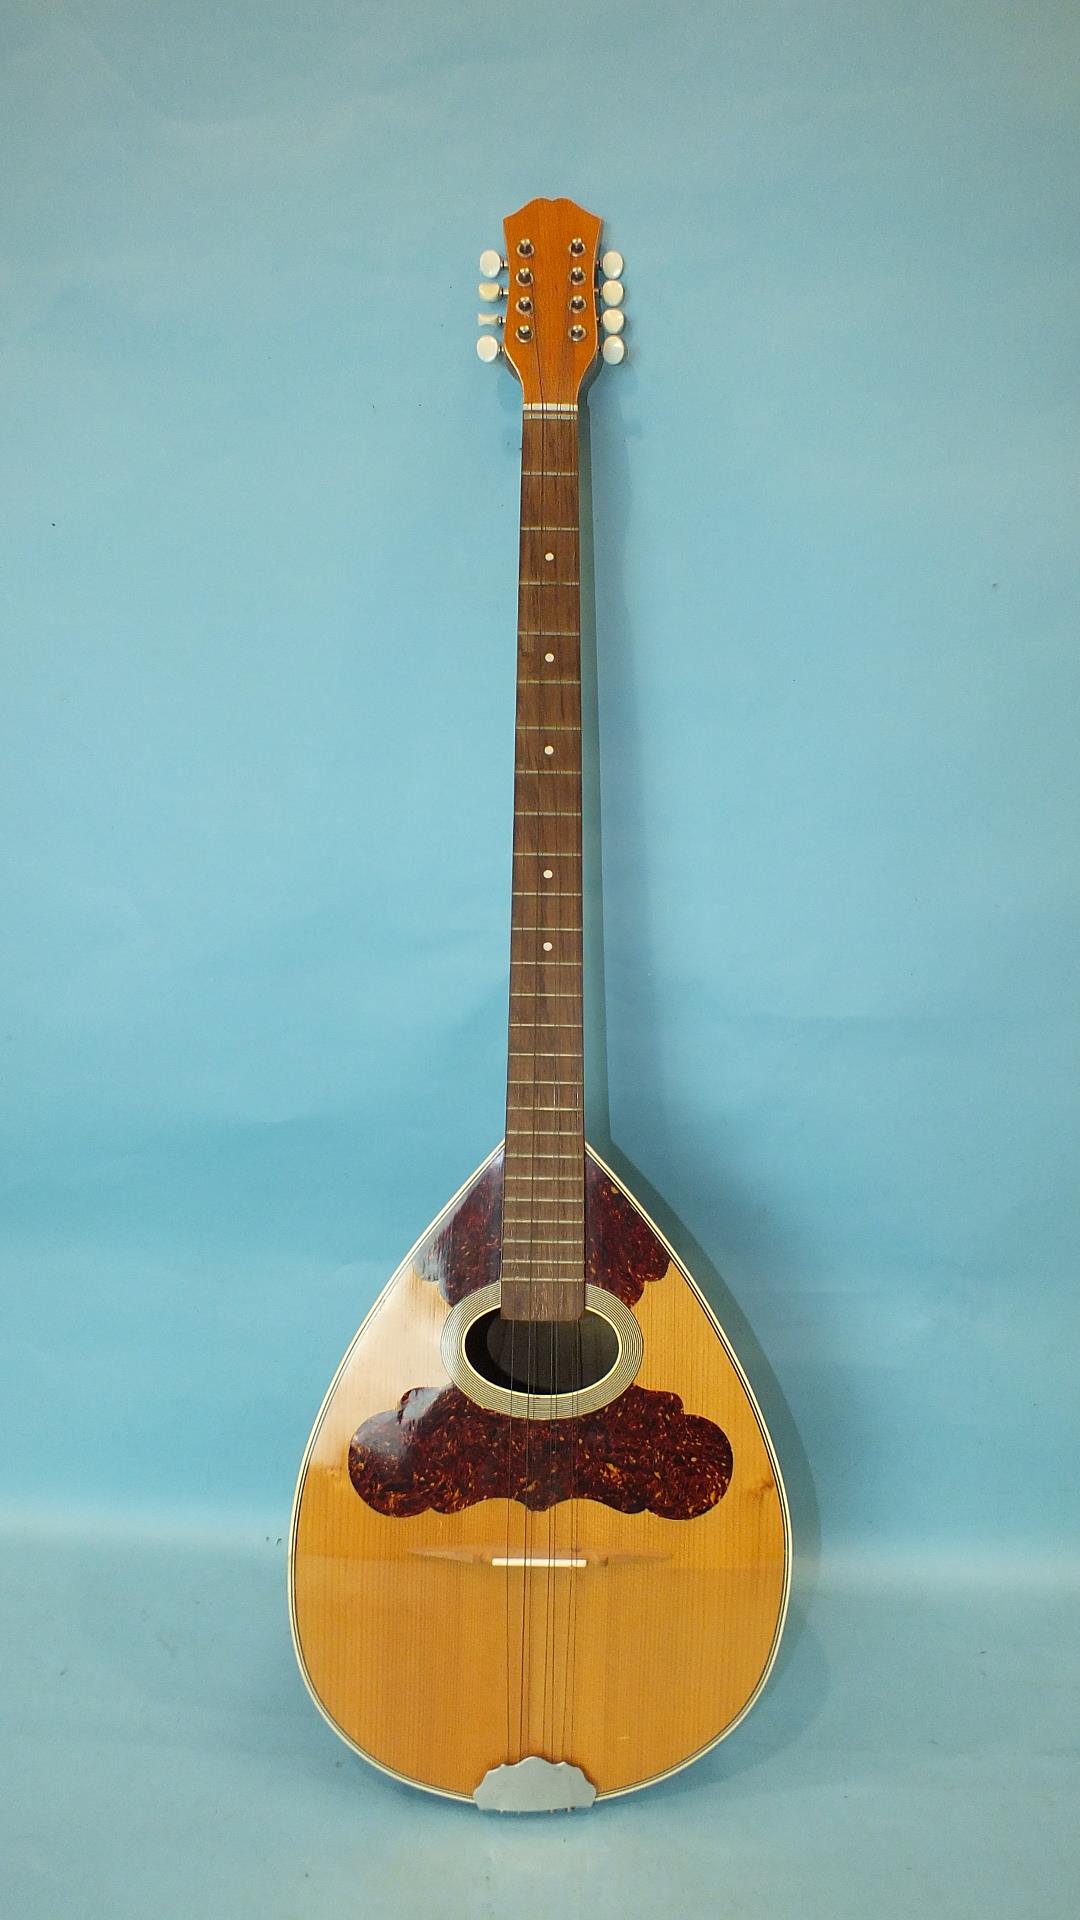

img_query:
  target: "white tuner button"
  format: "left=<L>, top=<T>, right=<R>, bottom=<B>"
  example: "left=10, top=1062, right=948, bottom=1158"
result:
left=601, top=279, right=625, bottom=307
left=601, top=308, right=625, bottom=334
left=601, top=250, right=624, bottom=279
left=479, top=249, right=504, bottom=277
left=602, top=336, right=626, bottom=365
left=476, top=335, right=501, bottom=362
left=477, top=311, right=503, bottom=326
left=478, top=280, right=504, bottom=301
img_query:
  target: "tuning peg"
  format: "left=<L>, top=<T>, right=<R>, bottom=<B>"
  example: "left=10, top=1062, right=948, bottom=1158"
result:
left=476, top=335, right=501, bottom=363
left=478, top=280, right=505, bottom=302
left=602, top=336, right=626, bottom=365
left=477, top=311, right=504, bottom=327
left=479, top=249, right=506, bottom=277
left=601, top=308, right=625, bottom=335
left=601, top=279, right=625, bottom=307
left=601, top=250, right=624, bottom=279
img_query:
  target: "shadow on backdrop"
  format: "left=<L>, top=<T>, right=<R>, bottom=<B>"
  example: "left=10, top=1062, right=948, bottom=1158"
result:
left=575, top=390, right=828, bottom=1777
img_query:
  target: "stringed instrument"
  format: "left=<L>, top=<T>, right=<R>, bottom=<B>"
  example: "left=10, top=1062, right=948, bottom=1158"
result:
left=289, top=197, right=790, bottom=1810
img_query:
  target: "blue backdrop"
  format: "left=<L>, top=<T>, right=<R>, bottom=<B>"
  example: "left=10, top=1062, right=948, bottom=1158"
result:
left=2, top=3, right=1078, bottom=1915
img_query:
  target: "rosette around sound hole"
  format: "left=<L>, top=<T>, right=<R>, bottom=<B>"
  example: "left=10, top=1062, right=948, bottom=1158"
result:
left=463, top=1309, right=620, bottom=1397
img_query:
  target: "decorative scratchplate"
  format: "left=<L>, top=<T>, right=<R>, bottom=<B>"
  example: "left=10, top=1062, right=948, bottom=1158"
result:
left=347, top=1379, right=733, bottom=1519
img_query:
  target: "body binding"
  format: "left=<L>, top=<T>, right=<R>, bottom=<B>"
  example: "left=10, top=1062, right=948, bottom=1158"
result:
left=289, top=1144, right=790, bottom=1801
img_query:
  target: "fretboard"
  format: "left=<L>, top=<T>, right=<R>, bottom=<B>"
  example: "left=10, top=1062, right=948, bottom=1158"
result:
left=500, top=408, right=584, bottom=1322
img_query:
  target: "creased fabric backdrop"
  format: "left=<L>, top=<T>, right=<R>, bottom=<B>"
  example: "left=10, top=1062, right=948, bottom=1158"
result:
left=2, top=3, right=1078, bottom=1916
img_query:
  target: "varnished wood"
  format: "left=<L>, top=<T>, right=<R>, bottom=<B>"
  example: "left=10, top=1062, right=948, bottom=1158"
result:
left=500, top=198, right=602, bottom=409
left=290, top=1149, right=790, bottom=1801
left=290, top=198, right=791, bottom=1802
left=500, top=199, right=600, bottom=1322
left=503, top=413, right=584, bottom=1322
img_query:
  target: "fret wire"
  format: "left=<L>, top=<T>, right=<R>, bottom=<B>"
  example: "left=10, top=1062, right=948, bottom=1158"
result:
left=502, top=1204, right=583, bottom=1211
left=501, top=1245, right=582, bottom=1253
left=505, top=1133, right=583, bottom=1141
left=501, top=1240, right=582, bottom=1249
left=502, top=1200, right=583, bottom=1209
left=506, top=426, right=585, bottom=1253
left=503, top=1183, right=583, bottom=1192
left=502, top=1189, right=581, bottom=1198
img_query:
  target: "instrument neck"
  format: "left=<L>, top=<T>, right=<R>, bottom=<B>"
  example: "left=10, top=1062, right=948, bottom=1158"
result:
left=500, top=406, right=585, bottom=1323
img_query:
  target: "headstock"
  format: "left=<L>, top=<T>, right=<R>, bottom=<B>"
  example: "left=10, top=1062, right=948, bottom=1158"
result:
left=476, top=197, right=626, bottom=401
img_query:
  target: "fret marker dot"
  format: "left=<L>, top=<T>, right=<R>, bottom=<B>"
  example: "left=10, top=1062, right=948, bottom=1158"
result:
left=543, top=941, right=553, bottom=951
left=544, top=651, right=555, bottom=662
left=544, top=551, right=555, bottom=562
left=542, top=869, right=553, bottom=879
left=544, top=744, right=554, bottom=756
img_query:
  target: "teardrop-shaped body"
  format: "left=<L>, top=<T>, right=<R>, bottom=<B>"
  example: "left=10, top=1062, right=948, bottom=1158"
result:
left=289, top=1146, right=790, bottom=1801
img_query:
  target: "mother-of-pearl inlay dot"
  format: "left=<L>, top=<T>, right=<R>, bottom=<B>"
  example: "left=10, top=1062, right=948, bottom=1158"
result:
left=544, top=651, right=555, bottom=662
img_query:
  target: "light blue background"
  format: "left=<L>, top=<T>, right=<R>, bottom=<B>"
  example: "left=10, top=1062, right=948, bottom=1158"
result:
left=2, top=3, right=1078, bottom=1914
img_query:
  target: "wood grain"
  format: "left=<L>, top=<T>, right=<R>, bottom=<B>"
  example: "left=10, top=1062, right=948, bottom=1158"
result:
left=503, top=411, right=585, bottom=1321
left=500, top=197, right=602, bottom=409
left=498, top=194, right=603, bottom=1321
left=289, top=1149, right=790, bottom=1801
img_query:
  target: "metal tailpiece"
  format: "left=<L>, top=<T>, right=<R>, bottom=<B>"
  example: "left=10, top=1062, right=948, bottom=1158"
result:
left=473, top=1757, right=597, bottom=1813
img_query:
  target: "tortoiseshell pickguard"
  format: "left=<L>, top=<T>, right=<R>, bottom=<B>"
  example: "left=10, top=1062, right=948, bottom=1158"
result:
left=349, top=1384, right=733, bottom=1519
left=355, top=1149, right=732, bottom=1520
left=416, top=1148, right=670, bottom=1307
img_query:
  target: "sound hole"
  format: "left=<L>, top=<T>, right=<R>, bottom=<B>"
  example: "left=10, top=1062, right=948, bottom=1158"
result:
left=463, top=1310, right=620, bottom=1397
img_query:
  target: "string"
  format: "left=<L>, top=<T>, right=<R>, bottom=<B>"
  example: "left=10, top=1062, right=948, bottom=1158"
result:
left=519, top=397, right=537, bottom=1764
left=566, top=407, right=583, bottom=1767
left=503, top=365, right=586, bottom=1763
left=520, top=392, right=547, bottom=1764
left=531, top=390, right=552, bottom=1762
left=542, top=398, right=556, bottom=1760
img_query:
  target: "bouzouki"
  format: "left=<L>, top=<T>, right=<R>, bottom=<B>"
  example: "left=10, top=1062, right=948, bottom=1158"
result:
left=289, top=197, right=790, bottom=1810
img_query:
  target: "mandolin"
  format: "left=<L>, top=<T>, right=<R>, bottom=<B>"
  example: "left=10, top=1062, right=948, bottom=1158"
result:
left=289, top=197, right=790, bottom=1810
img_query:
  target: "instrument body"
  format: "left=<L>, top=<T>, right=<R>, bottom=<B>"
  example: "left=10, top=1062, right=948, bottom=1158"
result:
left=289, top=197, right=790, bottom=1805
left=290, top=1146, right=789, bottom=1799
